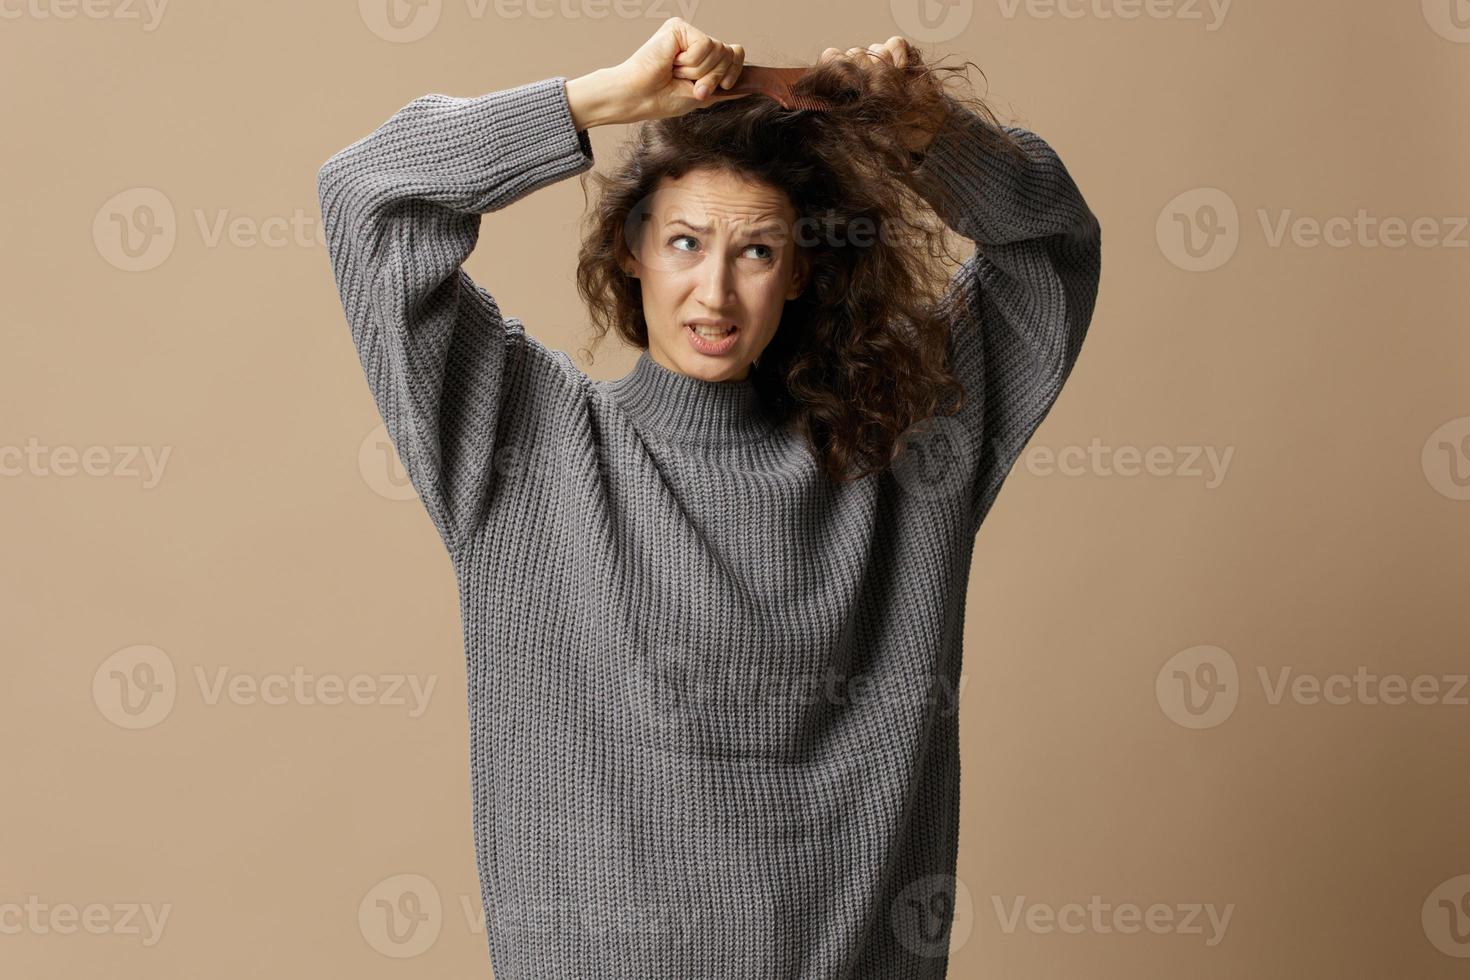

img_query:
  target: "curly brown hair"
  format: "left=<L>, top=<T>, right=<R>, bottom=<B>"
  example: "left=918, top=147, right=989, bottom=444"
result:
left=574, top=51, right=1028, bottom=483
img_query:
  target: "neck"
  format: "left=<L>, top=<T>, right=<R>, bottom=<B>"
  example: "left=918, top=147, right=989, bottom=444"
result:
left=610, top=349, right=776, bottom=444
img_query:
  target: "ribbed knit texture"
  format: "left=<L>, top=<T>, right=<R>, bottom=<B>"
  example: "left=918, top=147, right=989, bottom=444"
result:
left=317, top=75, right=1101, bottom=979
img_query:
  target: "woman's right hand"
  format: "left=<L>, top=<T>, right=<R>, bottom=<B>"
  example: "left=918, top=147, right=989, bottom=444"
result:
left=568, top=17, right=748, bottom=129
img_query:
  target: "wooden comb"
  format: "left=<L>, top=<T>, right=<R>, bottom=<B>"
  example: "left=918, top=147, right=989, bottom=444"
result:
left=724, top=64, right=833, bottom=111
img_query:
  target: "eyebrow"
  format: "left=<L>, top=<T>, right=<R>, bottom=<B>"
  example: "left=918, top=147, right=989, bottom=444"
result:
left=666, top=216, right=786, bottom=236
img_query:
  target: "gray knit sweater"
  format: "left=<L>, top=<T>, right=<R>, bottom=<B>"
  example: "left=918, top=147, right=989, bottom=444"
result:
left=318, top=74, right=1100, bottom=979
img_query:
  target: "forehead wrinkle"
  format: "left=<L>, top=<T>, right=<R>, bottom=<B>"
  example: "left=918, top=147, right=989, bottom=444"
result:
left=664, top=214, right=789, bottom=237
left=654, top=183, right=793, bottom=231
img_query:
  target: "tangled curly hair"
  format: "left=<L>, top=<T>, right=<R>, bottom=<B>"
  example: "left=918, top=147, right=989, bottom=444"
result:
left=573, top=50, right=1028, bottom=483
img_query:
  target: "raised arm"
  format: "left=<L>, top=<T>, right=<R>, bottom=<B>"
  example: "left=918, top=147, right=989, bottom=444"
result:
left=912, top=99, right=1103, bottom=530
left=316, top=18, right=759, bottom=556
left=316, top=76, right=595, bottom=556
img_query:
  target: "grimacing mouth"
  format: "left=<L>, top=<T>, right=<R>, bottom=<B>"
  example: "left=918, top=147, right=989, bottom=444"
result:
left=685, top=320, right=740, bottom=337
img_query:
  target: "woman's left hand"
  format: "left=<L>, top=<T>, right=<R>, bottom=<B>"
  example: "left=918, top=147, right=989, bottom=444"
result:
left=819, top=36, right=947, bottom=156
left=820, top=36, right=917, bottom=70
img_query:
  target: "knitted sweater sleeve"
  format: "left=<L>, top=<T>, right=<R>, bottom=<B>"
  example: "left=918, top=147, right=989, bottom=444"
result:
left=911, top=100, right=1103, bottom=529
left=316, top=76, right=595, bottom=555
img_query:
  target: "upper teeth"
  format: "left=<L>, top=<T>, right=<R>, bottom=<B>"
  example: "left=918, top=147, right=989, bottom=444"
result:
left=692, top=324, right=735, bottom=338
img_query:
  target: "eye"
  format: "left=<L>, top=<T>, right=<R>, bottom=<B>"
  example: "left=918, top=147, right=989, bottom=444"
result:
left=665, top=235, right=774, bottom=261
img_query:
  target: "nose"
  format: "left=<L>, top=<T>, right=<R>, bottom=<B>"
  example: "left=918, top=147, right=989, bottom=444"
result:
left=695, top=249, right=737, bottom=310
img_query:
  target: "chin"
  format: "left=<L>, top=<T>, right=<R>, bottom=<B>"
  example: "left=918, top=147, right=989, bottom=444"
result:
left=652, top=332, right=756, bottom=383
left=685, top=358, right=744, bottom=383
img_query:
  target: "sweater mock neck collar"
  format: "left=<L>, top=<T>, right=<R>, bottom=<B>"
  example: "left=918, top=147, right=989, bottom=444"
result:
left=611, top=349, right=776, bottom=443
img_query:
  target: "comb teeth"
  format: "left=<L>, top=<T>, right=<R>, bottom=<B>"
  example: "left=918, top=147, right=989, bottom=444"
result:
left=727, top=64, right=834, bottom=111
left=783, top=93, right=834, bottom=111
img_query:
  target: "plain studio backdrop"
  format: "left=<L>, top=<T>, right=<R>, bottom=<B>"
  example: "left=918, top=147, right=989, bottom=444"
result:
left=3, top=1, right=1469, bottom=977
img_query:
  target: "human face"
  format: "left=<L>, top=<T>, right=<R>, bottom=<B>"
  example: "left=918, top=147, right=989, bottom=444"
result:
left=621, top=167, right=809, bottom=383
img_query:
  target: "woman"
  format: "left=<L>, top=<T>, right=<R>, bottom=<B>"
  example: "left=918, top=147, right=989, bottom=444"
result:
left=318, top=17, right=1101, bottom=979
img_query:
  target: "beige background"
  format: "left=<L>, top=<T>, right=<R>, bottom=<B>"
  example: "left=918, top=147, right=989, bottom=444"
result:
left=4, top=0, right=1470, bottom=976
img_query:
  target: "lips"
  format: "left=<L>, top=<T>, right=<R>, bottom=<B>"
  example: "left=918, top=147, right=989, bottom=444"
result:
left=684, top=320, right=740, bottom=356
